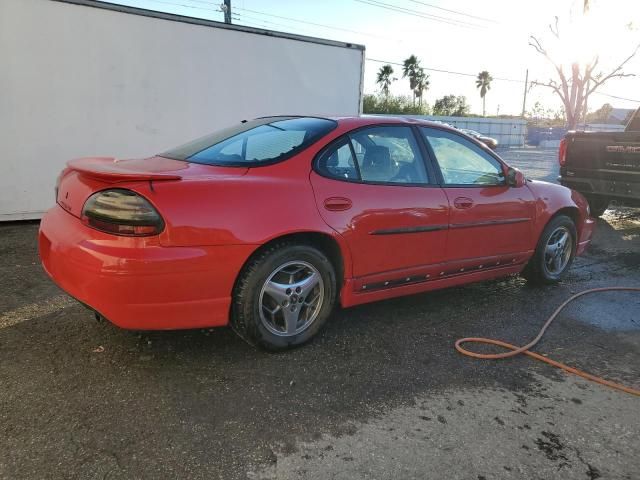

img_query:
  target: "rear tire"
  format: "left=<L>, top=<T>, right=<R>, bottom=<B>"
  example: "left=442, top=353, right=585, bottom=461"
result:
left=522, top=215, right=576, bottom=285
left=585, top=195, right=609, bottom=217
left=231, top=242, right=337, bottom=351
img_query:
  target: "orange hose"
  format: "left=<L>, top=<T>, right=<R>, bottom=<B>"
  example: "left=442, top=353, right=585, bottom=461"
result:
left=455, top=287, right=640, bottom=396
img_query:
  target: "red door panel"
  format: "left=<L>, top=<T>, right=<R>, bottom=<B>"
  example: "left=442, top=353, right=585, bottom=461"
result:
left=443, top=185, right=535, bottom=262
left=310, top=171, right=450, bottom=279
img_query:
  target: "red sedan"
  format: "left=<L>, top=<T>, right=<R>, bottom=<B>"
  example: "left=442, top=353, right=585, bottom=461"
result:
left=39, top=116, right=595, bottom=349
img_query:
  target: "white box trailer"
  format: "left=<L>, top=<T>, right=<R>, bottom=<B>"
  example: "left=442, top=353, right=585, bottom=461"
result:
left=0, top=0, right=365, bottom=220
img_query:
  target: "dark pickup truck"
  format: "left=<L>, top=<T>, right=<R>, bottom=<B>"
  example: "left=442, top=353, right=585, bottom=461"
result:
left=560, top=107, right=640, bottom=216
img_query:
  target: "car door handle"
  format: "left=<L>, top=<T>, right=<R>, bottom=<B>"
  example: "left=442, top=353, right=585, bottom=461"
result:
left=453, top=197, right=474, bottom=209
left=323, top=197, right=352, bottom=211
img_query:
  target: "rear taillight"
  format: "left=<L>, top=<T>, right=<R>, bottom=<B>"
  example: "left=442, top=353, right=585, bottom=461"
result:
left=81, top=189, right=164, bottom=236
left=558, top=138, right=568, bottom=166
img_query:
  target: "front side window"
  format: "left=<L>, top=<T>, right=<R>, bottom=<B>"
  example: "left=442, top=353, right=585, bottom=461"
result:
left=161, top=117, right=336, bottom=166
left=420, top=128, right=504, bottom=186
left=316, top=126, right=429, bottom=185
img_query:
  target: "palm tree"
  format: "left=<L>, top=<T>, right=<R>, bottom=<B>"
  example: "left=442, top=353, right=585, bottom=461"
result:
left=414, top=69, right=430, bottom=109
left=376, top=64, right=395, bottom=100
left=476, top=70, right=493, bottom=117
left=402, top=55, right=420, bottom=105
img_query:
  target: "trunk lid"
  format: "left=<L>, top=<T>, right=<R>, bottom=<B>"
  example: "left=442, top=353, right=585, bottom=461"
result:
left=57, top=156, right=247, bottom=218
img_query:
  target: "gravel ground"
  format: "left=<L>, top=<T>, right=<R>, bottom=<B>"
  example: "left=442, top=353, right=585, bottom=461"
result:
left=0, top=148, right=638, bottom=480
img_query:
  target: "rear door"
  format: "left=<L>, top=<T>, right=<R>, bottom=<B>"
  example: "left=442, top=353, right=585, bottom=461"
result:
left=418, top=127, right=535, bottom=266
left=310, top=125, right=449, bottom=285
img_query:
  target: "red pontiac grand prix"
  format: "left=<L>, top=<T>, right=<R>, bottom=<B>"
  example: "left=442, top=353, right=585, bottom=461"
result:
left=40, top=116, right=595, bottom=349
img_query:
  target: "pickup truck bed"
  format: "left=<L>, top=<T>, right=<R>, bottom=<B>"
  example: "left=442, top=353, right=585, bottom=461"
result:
left=560, top=107, right=640, bottom=216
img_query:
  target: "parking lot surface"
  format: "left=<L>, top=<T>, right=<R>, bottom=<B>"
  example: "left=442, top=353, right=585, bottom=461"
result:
left=1, top=148, right=638, bottom=479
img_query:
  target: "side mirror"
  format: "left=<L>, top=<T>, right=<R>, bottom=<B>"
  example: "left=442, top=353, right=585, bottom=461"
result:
left=506, top=167, right=526, bottom=188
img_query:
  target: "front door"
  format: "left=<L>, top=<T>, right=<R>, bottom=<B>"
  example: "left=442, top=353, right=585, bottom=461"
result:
left=418, top=127, right=536, bottom=265
left=310, top=125, right=449, bottom=283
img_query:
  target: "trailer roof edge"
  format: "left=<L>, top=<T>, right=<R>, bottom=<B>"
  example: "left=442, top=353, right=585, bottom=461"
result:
left=51, top=0, right=366, bottom=51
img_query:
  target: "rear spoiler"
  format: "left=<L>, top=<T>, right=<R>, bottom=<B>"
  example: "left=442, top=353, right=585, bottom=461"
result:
left=67, top=157, right=182, bottom=182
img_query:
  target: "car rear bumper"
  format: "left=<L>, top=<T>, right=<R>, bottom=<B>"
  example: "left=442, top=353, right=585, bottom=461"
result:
left=39, top=205, right=255, bottom=330
left=560, top=175, right=640, bottom=203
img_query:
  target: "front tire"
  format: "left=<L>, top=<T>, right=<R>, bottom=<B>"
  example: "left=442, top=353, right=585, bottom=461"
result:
left=231, top=242, right=337, bottom=350
left=522, top=215, right=576, bottom=285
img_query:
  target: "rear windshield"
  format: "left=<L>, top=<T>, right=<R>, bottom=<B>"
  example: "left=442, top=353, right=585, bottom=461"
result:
left=161, top=117, right=337, bottom=166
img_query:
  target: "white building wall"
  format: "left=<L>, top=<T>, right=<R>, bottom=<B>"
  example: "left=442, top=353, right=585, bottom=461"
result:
left=0, top=0, right=364, bottom=220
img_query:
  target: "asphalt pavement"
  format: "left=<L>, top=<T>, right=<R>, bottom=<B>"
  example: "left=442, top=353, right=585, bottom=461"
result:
left=1, top=148, right=638, bottom=479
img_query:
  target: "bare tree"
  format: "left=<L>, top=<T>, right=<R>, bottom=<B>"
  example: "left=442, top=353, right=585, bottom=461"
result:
left=529, top=16, right=639, bottom=129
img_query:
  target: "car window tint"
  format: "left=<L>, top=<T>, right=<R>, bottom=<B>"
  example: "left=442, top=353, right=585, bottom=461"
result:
left=316, top=141, right=359, bottom=180
left=349, top=126, right=428, bottom=184
left=420, top=128, right=504, bottom=186
left=161, top=117, right=336, bottom=166
left=244, top=128, right=306, bottom=161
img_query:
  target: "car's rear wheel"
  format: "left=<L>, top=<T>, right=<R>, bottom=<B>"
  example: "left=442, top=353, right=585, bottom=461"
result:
left=231, top=242, right=337, bottom=350
left=522, top=215, right=576, bottom=284
left=585, top=195, right=610, bottom=217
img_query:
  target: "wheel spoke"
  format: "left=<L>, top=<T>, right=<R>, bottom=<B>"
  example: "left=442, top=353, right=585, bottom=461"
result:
left=558, top=232, right=569, bottom=248
left=553, top=254, right=562, bottom=272
left=282, top=306, right=300, bottom=334
left=263, top=281, right=289, bottom=304
left=293, top=271, right=320, bottom=297
left=545, top=243, right=557, bottom=256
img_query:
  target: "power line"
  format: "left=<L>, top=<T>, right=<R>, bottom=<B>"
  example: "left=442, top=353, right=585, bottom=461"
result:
left=591, top=91, right=640, bottom=103
left=353, top=0, right=486, bottom=30
left=109, top=1, right=640, bottom=106
left=366, top=57, right=523, bottom=83
left=408, top=0, right=498, bottom=24
left=235, top=14, right=316, bottom=36
left=130, top=0, right=222, bottom=15
left=232, top=5, right=399, bottom=42
left=367, top=58, right=639, bottom=103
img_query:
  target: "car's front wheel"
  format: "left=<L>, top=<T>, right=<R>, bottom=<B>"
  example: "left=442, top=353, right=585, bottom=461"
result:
left=231, top=242, right=337, bottom=350
left=522, top=215, right=576, bottom=284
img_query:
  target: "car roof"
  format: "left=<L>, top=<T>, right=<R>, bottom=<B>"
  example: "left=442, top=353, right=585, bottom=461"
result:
left=257, top=115, right=459, bottom=132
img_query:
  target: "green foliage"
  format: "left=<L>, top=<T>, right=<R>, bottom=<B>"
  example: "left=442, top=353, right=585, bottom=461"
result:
left=376, top=64, right=395, bottom=97
left=362, top=94, right=431, bottom=115
left=475, top=71, right=493, bottom=98
left=432, top=95, right=470, bottom=116
left=585, top=103, right=614, bottom=124
left=476, top=71, right=493, bottom=117
left=402, top=55, right=429, bottom=107
left=525, top=101, right=565, bottom=126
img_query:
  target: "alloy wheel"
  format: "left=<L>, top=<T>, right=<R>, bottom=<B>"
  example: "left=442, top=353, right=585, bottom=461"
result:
left=259, top=261, right=325, bottom=337
left=544, top=226, right=573, bottom=275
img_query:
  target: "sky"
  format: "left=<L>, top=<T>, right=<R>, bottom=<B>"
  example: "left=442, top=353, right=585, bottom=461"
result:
left=102, top=0, right=640, bottom=117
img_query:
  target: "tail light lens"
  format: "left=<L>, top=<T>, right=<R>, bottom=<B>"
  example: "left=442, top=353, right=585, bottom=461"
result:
left=558, top=138, right=568, bottom=166
left=81, top=189, right=164, bottom=236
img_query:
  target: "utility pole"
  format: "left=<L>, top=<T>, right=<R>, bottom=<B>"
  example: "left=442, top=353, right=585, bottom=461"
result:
left=223, top=0, right=231, bottom=24
left=521, top=69, right=529, bottom=118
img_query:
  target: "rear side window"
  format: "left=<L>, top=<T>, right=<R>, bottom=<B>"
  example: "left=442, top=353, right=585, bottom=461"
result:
left=162, top=117, right=337, bottom=166
left=316, top=126, right=429, bottom=185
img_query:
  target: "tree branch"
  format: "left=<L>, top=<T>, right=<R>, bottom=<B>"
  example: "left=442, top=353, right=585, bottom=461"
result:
left=587, top=43, right=640, bottom=95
